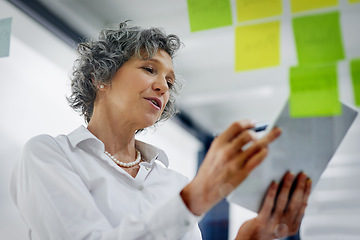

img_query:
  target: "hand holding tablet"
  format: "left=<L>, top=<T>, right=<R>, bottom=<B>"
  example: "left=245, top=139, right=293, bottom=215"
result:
left=227, top=99, right=358, bottom=212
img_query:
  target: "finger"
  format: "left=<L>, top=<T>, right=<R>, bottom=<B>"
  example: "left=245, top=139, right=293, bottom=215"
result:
left=240, top=147, right=268, bottom=173
left=241, top=127, right=281, bottom=161
left=231, top=128, right=281, bottom=175
left=295, top=178, right=311, bottom=223
left=227, top=147, right=269, bottom=189
left=273, top=172, right=295, bottom=217
left=225, top=130, right=257, bottom=156
left=285, top=173, right=307, bottom=215
left=291, top=177, right=312, bottom=228
left=260, top=127, right=282, bottom=145
left=217, top=120, right=255, bottom=144
left=258, top=181, right=279, bottom=219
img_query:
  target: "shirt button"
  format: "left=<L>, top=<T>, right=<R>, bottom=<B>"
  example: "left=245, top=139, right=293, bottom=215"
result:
left=145, top=167, right=149, bottom=171
left=138, top=185, right=144, bottom=191
left=184, top=220, right=190, bottom=226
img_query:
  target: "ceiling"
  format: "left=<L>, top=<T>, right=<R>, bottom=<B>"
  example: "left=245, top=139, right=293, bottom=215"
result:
left=10, top=0, right=360, bottom=137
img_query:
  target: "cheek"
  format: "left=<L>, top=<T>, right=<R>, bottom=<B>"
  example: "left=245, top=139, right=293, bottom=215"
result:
left=163, top=93, right=170, bottom=109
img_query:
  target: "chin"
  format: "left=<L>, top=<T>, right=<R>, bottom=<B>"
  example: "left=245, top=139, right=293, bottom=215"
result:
left=140, top=117, right=158, bottom=129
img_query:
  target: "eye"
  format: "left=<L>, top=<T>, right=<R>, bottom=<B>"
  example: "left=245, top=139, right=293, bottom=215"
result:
left=166, top=78, right=174, bottom=89
left=142, top=66, right=155, bottom=74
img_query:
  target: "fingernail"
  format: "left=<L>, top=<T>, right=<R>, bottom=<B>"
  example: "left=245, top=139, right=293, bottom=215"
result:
left=300, top=172, right=308, bottom=181
left=272, top=127, right=281, bottom=137
left=271, top=181, right=279, bottom=189
left=307, top=178, right=312, bottom=186
left=275, top=127, right=282, bottom=135
left=288, top=172, right=295, bottom=181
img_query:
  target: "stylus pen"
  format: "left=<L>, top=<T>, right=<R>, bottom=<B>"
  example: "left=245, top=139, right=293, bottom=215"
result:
left=213, top=122, right=269, bottom=137
left=251, top=122, right=269, bottom=132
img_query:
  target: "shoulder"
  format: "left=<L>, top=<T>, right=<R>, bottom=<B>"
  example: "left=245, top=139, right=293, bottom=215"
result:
left=21, top=134, right=70, bottom=166
left=23, top=134, right=57, bottom=152
left=23, top=134, right=64, bottom=153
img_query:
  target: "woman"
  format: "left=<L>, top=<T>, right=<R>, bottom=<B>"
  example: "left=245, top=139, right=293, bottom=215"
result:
left=11, top=22, right=311, bottom=240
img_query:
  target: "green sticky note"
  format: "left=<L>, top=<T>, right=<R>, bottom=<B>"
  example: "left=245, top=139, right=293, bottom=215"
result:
left=350, top=59, right=360, bottom=106
left=292, top=11, right=344, bottom=65
left=236, top=0, right=282, bottom=22
left=235, top=21, right=280, bottom=71
left=349, top=0, right=360, bottom=3
left=289, top=63, right=341, bottom=118
left=0, top=17, right=12, bottom=58
left=187, top=0, right=232, bottom=32
left=290, top=0, right=338, bottom=13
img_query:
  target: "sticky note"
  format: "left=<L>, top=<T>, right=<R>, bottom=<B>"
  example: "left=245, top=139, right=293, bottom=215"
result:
left=290, top=0, right=338, bottom=13
left=235, top=21, right=280, bottom=71
left=292, top=11, right=344, bottom=65
left=349, top=0, right=360, bottom=3
left=187, top=0, right=232, bottom=32
left=350, top=59, right=360, bottom=106
left=0, top=17, right=12, bottom=58
left=289, top=63, right=341, bottom=118
left=236, top=0, right=282, bottom=22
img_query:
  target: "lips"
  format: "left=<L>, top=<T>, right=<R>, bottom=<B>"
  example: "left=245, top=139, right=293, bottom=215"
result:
left=145, top=97, right=162, bottom=110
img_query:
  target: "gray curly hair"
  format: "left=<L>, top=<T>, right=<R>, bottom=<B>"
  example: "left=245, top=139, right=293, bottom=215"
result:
left=67, top=21, right=182, bottom=126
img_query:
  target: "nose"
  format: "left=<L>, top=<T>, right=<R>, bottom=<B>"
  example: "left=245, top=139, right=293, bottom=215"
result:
left=152, top=76, right=169, bottom=95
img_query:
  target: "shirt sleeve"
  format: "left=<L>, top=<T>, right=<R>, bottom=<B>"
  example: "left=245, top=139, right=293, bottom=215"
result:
left=10, top=135, right=202, bottom=240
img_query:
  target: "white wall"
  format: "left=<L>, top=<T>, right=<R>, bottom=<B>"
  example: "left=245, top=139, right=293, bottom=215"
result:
left=1, top=2, right=81, bottom=239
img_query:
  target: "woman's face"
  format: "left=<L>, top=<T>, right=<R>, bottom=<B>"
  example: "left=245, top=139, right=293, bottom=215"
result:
left=99, top=50, right=175, bottom=130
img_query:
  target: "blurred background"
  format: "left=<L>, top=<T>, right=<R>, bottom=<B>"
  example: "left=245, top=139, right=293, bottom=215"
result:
left=1, top=0, right=359, bottom=239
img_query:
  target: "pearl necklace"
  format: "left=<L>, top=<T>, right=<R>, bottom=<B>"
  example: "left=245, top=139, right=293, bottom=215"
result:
left=104, top=150, right=141, bottom=168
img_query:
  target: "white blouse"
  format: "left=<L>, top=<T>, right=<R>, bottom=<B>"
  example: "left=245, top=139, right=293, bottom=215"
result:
left=10, top=126, right=202, bottom=240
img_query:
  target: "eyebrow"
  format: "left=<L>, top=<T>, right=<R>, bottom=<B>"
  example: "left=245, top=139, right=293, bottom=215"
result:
left=147, top=58, right=176, bottom=81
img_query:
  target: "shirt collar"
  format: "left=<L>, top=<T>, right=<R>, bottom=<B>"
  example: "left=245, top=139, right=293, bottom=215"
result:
left=67, top=126, right=169, bottom=167
left=135, top=140, right=169, bottom=167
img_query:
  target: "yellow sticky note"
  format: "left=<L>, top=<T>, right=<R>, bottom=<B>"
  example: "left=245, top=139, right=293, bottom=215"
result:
left=187, top=0, right=232, bottom=32
left=236, top=0, right=282, bottom=22
left=290, top=0, right=338, bottom=13
left=235, top=21, right=280, bottom=71
left=289, top=63, right=341, bottom=118
left=349, top=0, right=360, bottom=3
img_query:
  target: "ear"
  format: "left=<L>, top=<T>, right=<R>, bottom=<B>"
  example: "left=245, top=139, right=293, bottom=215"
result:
left=91, top=74, right=106, bottom=91
left=95, top=81, right=107, bottom=92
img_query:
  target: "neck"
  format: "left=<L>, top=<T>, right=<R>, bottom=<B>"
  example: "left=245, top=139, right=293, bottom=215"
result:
left=87, top=108, right=138, bottom=160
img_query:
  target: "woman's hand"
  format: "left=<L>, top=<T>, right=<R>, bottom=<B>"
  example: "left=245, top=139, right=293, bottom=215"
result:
left=181, top=120, right=282, bottom=216
left=235, top=172, right=312, bottom=240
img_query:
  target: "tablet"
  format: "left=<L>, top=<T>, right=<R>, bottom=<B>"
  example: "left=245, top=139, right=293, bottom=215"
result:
left=227, top=99, right=358, bottom=212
